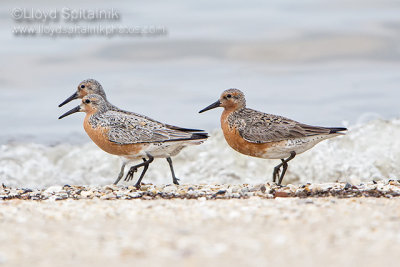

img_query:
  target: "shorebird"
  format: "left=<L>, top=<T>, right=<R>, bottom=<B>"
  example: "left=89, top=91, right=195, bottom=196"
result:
left=59, top=84, right=207, bottom=188
left=199, top=89, right=347, bottom=185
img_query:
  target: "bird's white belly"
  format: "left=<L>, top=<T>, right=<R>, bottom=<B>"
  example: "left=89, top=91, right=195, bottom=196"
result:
left=261, top=135, right=334, bottom=159
left=143, top=139, right=205, bottom=158
left=144, top=142, right=185, bottom=158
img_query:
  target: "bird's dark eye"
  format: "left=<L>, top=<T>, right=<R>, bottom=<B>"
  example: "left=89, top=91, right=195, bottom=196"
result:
left=80, top=84, right=85, bottom=89
left=85, top=99, right=91, bottom=104
left=226, top=94, right=232, bottom=98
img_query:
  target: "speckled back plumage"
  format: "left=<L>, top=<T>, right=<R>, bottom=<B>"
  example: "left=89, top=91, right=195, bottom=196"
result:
left=228, top=108, right=340, bottom=143
left=86, top=94, right=206, bottom=145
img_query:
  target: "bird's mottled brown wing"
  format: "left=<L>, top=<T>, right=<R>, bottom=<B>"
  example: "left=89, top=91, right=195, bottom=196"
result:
left=108, top=103, right=204, bottom=133
left=95, top=111, right=196, bottom=144
left=234, top=108, right=332, bottom=144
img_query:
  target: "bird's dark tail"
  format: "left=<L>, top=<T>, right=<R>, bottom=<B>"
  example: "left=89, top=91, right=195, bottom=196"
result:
left=166, top=125, right=205, bottom=132
left=190, top=132, right=209, bottom=140
left=328, top=127, right=347, bottom=134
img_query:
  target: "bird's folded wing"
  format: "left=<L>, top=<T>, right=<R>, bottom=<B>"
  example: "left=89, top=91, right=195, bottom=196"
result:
left=108, top=107, right=205, bottom=133
left=237, top=109, right=332, bottom=144
left=103, top=111, right=195, bottom=144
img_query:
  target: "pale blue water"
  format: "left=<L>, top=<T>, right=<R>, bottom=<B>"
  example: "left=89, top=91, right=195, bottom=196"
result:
left=0, top=0, right=399, bottom=144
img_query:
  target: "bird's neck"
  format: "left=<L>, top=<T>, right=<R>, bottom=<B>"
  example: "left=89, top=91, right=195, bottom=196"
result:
left=84, top=108, right=105, bottom=129
left=220, top=107, right=237, bottom=127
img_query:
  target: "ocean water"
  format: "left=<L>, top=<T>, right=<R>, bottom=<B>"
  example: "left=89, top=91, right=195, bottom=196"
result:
left=0, top=0, right=399, bottom=186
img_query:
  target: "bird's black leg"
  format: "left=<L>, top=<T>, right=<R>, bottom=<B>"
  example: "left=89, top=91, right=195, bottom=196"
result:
left=278, top=160, right=288, bottom=185
left=134, top=160, right=151, bottom=189
left=277, top=151, right=296, bottom=185
left=272, top=160, right=285, bottom=183
left=166, top=157, right=180, bottom=185
left=124, top=156, right=154, bottom=184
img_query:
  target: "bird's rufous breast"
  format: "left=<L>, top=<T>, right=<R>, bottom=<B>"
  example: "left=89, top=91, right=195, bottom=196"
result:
left=220, top=110, right=284, bottom=158
left=83, top=115, right=145, bottom=157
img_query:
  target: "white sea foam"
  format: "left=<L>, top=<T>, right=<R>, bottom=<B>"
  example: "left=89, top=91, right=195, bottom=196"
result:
left=1, top=118, right=399, bottom=188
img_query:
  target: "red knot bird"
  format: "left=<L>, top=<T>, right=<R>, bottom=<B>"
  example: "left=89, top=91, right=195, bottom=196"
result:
left=199, top=89, right=347, bottom=185
left=59, top=81, right=207, bottom=188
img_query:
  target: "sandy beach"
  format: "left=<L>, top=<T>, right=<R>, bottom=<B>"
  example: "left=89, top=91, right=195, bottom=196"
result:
left=1, top=182, right=400, bottom=267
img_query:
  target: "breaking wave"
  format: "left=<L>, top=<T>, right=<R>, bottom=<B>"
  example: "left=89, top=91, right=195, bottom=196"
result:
left=1, top=118, right=400, bottom=188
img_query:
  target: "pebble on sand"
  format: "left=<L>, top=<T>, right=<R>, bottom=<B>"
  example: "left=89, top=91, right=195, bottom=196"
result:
left=0, top=181, right=399, bottom=201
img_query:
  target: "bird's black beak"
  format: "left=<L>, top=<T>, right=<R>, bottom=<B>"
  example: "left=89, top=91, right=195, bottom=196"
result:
left=59, top=92, right=78, bottom=107
left=58, top=105, right=81, bottom=119
left=199, top=100, right=221, bottom=113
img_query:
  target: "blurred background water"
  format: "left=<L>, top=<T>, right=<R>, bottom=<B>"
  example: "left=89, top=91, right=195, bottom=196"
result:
left=0, top=0, right=399, bottom=144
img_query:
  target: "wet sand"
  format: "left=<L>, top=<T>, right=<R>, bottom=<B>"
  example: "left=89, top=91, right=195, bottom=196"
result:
left=1, top=182, right=400, bottom=267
